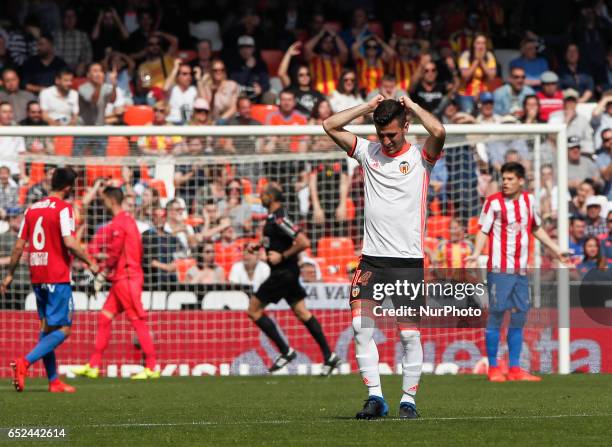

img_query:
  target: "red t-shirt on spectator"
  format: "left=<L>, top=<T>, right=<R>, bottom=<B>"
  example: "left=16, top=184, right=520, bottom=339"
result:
left=536, top=91, right=563, bottom=122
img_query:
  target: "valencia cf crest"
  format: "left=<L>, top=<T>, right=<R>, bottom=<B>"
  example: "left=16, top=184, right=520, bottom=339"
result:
left=351, top=285, right=361, bottom=298
left=399, top=161, right=410, bottom=174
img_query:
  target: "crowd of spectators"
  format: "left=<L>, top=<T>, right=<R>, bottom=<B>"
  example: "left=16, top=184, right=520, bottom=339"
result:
left=0, top=0, right=611, bottom=286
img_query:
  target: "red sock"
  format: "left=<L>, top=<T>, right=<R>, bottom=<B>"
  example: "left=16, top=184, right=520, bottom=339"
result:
left=131, top=319, right=157, bottom=370
left=89, top=314, right=112, bottom=368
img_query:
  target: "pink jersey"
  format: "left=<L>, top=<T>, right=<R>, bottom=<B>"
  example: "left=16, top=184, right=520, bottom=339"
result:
left=478, top=192, right=541, bottom=272
left=18, top=196, right=75, bottom=284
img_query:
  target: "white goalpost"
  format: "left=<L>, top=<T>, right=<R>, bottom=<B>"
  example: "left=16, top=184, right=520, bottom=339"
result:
left=0, top=123, right=571, bottom=376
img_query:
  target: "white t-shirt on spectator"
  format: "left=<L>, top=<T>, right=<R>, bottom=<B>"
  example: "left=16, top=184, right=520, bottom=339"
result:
left=0, top=135, right=26, bottom=175
left=329, top=91, right=365, bottom=114
left=229, top=260, right=270, bottom=292
left=163, top=222, right=195, bottom=255
left=39, top=86, right=79, bottom=125
left=167, top=85, right=198, bottom=123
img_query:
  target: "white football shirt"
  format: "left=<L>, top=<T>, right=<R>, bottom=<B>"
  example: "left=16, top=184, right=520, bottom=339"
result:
left=349, top=136, right=438, bottom=258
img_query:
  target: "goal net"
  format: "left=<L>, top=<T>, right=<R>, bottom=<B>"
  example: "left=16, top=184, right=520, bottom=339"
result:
left=0, top=123, right=586, bottom=378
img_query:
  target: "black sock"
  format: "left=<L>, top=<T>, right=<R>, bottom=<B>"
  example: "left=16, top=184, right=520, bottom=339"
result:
left=303, top=316, right=331, bottom=360
left=255, top=315, right=289, bottom=355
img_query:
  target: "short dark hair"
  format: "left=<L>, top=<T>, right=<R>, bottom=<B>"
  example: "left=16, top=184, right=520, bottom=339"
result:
left=85, top=62, right=103, bottom=74
left=236, top=95, right=251, bottom=107
left=381, top=74, right=396, bottom=83
left=51, top=167, right=77, bottom=191
left=373, top=99, right=406, bottom=128
left=570, top=215, right=585, bottom=225
left=600, top=128, right=612, bottom=138
left=1, top=68, right=18, bottom=79
left=56, top=69, right=74, bottom=79
left=26, top=100, right=40, bottom=110
left=266, top=182, right=284, bottom=202
left=197, top=38, right=212, bottom=48
left=102, top=186, right=124, bottom=204
left=39, top=33, right=54, bottom=44
left=279, top=88, right=296, bottom=99
left=500, top=161, right=526, bottom=179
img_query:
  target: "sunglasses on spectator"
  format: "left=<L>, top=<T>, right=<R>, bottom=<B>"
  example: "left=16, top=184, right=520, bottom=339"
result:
left=603, top=137, right=612, bottom=143
left=212, top=67, right=225, bottom=72
left=204, top=249, right=215, bottom=254
left=512, top=74, right=526, bottom=79
left=194, top=108, right=208, bottom=113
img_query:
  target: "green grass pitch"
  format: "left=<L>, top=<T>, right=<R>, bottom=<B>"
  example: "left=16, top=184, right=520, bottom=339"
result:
left=1, top=374, right=611, bottom=446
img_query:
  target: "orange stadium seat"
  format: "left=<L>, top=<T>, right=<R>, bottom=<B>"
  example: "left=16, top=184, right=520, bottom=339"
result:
left=185, top=216, right=204, bottom=227
left=214, top=241, right=241, bottom=277
left=124, top=105, right=154, bottom=126
left=106, top=136, right=130, bottom=157
left=256, top=177, right=269, bottom=195
left=260, top=50, right=283, bottom=76
left=146, top=179, right=167, bottom=198
left=240, top=178, right=253, bottom=195
left=28, top=163, right=46, bottom=185
left=468, top=216, right=480, bottom=235
left=175, top=258, right=197, bottom=282
left=18, top=185, right=28, bottom=205
left=53, top=136, right=73, bottom=156
left=85, top=165, right=122, bottom=187
left=429, top=198, right=442, bottom=215
left=317, top=237, right=355, bottom=275
left=426, top=215, right=452, bottom=240
left=345, top=198, right=355, bottom=221
left=251, top=104, right=278, bottom=124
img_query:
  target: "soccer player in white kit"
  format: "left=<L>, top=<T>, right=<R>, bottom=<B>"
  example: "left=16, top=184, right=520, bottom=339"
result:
left=323, top=95, right=445, bottom=419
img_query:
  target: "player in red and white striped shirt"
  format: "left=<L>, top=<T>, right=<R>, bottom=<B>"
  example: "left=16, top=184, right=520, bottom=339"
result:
left=467, top=162, right=567, bottom=382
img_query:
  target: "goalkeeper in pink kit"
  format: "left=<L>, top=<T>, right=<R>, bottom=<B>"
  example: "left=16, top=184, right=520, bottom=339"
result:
left=73, top=186, right=159, bottom=379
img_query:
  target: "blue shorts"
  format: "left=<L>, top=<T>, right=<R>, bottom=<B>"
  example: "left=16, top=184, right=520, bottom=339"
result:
left=33, top=283, right=74, bottom=327
left=487, top=272, right=530, bottom=313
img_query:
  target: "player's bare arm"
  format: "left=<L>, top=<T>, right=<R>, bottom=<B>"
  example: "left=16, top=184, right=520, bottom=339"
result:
left=465, top=230, right=488, bottom=268
left=399, top=95, right=446, bottom=160
left=532, top=226, right=569, bottom=264
left=63, top=235, right=99, bottom=274
left=1, top=239, right=26, bottom=292
left=322, top=94, right=384, bottom=152
left=268, top=233, right=310, bottom=266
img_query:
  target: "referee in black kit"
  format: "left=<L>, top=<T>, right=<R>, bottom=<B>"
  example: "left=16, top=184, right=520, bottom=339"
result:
left=247, top=182, right=341, bottom=375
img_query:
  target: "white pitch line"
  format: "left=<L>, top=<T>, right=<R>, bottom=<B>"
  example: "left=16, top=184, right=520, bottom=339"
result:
left=3, top=413, right=611, bottom=431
